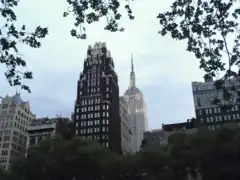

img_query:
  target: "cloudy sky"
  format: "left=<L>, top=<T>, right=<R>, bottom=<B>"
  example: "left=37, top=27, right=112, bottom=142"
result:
left=0, top=0, right=205, bottom=130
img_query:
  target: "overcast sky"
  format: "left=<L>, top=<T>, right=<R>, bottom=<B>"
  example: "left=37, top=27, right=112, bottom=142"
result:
left=0, top=0, right=205, bottom=130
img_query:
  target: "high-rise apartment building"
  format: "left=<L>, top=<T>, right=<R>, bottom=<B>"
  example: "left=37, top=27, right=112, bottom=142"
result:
left=74, top=42, right=122, bottom=153
left=0, top=93, right=35, bottom=170
left=119, top=96, right=132, bottom=154
left=192, top=77, right=240, bottom=130
left=124, top=55, right=148, bottom=152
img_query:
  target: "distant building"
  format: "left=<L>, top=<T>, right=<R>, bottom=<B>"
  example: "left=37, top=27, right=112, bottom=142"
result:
left=162, top=118, right=198, bottom=144
left=192, top=77, right=240, bottom=130
left=0, top=93, right=35, bottom=170
left=124, top=55, right=148, bottom=152
left=141, top=129, right=164, bottom=149
left=26, top=117, right=70, bottom=149
left=119, top=96, right=132, bottom=154
left=142, top=118, right=198, bottom=149
left=73, top=42, right=122, bottom=153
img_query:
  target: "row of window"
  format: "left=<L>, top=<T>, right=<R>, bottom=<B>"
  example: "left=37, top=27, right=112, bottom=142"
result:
left=87, top=79, right=100, bottom=87
left=76, top=112, right=109, bottom=120
left=207, top=122, right=240, bottom=130
left=81, top=99, right=101, bottom=105
left=199, top=105, right=239, bottom=115
left=201, top=114, right=240, bottom=123
left=76, top=105, right=110, bottom=113
left=76, top=119, right=109, bottom=127
left=76, top=126, right=109, bottom=134
left=80, top=87, right=100, bottom=95
left=0, top=159, right=7, bottom=164
left=0, top=121, right=28, bottom=132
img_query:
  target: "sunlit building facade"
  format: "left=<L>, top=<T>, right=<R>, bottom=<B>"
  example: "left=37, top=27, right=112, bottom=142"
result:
left=119, top=96, right=132, bottom=154
left=0, top=93, right=35, bottom=170
left=124, top=55, right=148, bottom=152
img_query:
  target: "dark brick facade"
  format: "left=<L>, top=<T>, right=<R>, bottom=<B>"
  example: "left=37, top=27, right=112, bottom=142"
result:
left=73, top=43, right=121, bottom=153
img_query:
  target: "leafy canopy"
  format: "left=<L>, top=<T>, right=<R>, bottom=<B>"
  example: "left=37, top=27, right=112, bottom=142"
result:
left=1, top=0, right=239, bottom=94
left=6, top=126, right=240, bottom=180
left=0, top=0, right=48, bottom=92
left=157, top=0, right=240, bottom=108
left=0, top=0, right=134, bottom=92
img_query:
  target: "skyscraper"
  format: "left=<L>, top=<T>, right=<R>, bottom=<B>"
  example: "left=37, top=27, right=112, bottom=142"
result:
left=124, top=55, right=148, bottom=152
left=119, top=96, right=132, bottom=154
left=0, top=93, right=35, bottom=170
left=73, top=42, right=122, bottom=153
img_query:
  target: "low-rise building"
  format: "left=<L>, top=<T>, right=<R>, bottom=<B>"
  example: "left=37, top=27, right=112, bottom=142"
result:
left=26, top=117, right=70, bottom=148
left=141, top=129, right=164, bottom=149
left=142, top=118, right=198, bottom=148
left=162, top=118, right=198, bottom=144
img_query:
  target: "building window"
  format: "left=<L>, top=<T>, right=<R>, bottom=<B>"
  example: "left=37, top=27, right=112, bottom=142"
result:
left=209, top=109, right=212, bottom=114
left=206, top=117, right=209, bottom=123
left=205, top=109, right=208, bottom=114
left=228, top=115, right=231, bottom=120
left=219, top=116, right=222, bottom=121
left=224, top=116, right=227, bottom=121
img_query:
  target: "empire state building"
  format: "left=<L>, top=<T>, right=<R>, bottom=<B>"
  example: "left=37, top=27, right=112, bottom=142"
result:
left=124, top=55, right=148, bottom=152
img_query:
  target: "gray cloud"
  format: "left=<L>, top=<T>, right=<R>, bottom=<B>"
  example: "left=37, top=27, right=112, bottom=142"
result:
left=0, top=0, right=205, bottom=129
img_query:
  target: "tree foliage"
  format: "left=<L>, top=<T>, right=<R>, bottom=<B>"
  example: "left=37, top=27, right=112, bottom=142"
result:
left=157, top=0, right=240, bottom=108
left=0, top=0, right=48, bottom=92
left=2, top=126, right=239, bottom=180
left=1, top=0, right=135, bottom=91
left=1, top=0, right=240, bottom=94
left=64, top=0, right=134, bottom=39
left=0, top=168, right=7, bottom=180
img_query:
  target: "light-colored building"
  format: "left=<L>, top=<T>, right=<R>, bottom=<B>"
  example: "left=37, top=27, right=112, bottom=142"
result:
left=124, top=55, right=148, bottom=152
left=192, top=76, right=240, bottom=130
left=26, top=117, right=70, bottom=149
left=119, top=96, right=132, bottom=154
left=0, top=93, right=35, bottom=170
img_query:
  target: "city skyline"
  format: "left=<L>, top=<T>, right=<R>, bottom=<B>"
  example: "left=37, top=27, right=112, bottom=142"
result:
left=0, top=0, right=205, bottom=129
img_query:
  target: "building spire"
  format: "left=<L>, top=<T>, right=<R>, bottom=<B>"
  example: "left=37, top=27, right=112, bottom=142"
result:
left=129, top=53, right=136, bottom=89
left=131, top=53, right=134, bottom=73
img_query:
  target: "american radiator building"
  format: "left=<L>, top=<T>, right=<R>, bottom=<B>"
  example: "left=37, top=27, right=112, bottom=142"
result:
left=124, top=55, right=148, bottom=152
left=73, top=42, right=122, bottom=153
